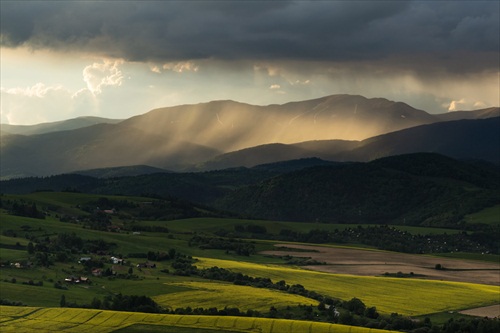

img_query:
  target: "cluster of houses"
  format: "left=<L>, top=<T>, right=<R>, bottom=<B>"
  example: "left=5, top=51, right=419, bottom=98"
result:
left=73, top=256, right=156, bottom=279
left=64, top=276, right=90, bottom=284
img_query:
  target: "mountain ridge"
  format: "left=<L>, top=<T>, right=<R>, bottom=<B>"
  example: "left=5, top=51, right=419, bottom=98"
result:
left=1, top=94, right=498, bottom=178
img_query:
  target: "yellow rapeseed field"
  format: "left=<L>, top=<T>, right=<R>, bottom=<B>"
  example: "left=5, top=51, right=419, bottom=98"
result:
left=0, top=306, right=395, bottom=333
left=194, top=257, right=500, bottom=316
left=153, top=281, right=318, bottom=311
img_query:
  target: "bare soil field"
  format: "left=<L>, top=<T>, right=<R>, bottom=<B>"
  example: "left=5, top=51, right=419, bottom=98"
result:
left=261, top=244, right=500, bottom=285
left=460, top=304, right=500, bottom=318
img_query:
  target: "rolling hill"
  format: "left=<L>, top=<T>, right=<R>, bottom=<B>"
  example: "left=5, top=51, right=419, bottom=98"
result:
left=214, top=153, right=499, bottom=226
left=1, top=153, right=498, bottom=228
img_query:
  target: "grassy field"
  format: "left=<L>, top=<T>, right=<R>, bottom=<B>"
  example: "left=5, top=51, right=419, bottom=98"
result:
left=194, top=257, right=500, bottom=316
left=0, top=306, right=395, bottom=333
left=463, top=205, right=500, bottom=225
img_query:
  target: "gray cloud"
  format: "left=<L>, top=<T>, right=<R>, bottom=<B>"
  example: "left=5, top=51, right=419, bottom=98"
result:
left=1, top=1, right=498, bottom=73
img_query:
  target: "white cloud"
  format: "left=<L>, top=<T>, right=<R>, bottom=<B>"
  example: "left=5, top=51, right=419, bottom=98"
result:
left=2, top=82, right=67, bottom=98
left=1, top=83, right=98, bottom=125
left=269, top=84, right=281, bottom=89
left=448, top=99, right=466, bottom=111
left=447, top=98, right=488, bottom=112
left=149, top=65, right=162, bottom=73
left=82, top=59, right=124, bottom=95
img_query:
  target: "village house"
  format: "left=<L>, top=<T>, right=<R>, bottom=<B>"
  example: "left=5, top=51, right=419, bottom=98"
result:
left=78, top=257, right=92, bottom=263
left=136, top=262, right=156, bottom=269
left=110, top=256, right=124, bottom=265
left=91, top=268, right=103, bottom=277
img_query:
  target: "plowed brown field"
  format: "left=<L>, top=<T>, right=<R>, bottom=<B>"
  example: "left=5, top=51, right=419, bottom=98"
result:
left=261, top=244, right=500, bottom=285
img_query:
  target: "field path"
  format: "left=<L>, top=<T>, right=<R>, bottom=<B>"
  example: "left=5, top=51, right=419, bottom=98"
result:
left=261, top=244, right=500, bottom=285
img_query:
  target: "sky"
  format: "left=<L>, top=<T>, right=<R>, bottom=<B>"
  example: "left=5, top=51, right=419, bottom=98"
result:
left=1, top=0, right=499, bottom=125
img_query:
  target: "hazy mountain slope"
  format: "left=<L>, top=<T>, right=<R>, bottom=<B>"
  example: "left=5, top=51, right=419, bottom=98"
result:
left=0, top=124, right=220, bottom=179
left=194, top=117, right=499, bottom=170
left=193, top=143, right=316, bottom=171
left=341, top=117, right=500, bottom=163
left=435, top=107, right=500, bottom=122
left=0, top=116, right=123, bottom=136
left=216, top=153, right=499, bottom=226
left=120, top=94, right=436, bottom=152
left=1, top=94, right=498, bottom=179
left=195, top=140, right=358, bottom=171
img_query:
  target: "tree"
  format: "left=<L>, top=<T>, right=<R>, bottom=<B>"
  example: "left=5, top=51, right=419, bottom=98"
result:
left=345, top=297, right=366, bottom=315
left=60, top=295, right=66, bottom=307
left=27, top=242, right=35, bottom=255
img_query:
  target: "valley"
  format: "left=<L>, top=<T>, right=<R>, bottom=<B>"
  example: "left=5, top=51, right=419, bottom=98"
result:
left=0, top=96, right=499, bottom=332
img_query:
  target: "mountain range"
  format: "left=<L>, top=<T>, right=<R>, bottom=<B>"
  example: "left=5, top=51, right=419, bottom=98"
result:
left=1, top=94, right=498, bottom=179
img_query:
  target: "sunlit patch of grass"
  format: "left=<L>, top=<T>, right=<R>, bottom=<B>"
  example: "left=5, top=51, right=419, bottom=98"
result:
left=153, top=281, right=318, bottom=312
left=0, top=306, right=395, bottom=333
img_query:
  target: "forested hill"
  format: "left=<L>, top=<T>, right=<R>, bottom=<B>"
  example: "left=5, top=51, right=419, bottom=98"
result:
left=1, top=153, right=498, bottom=227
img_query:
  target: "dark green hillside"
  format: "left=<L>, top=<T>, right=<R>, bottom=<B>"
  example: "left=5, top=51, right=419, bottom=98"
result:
left=371, top=153, right=500, bottom=189
left=0, top=174, right=101, bottom=194
left=1, top=153, right=498, bottom=228
left=216, top=154, right=499, bottom=227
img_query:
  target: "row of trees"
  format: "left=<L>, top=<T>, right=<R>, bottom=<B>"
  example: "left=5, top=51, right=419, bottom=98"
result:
left=188, top=235, right=256, bottom=256
left=264, top=225, right=498, bottom=254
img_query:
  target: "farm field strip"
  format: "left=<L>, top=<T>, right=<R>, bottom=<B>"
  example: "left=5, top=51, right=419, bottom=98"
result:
left=153, top=281, right=318, bottom=311
left=194, top=257, right=500, bottom=316
left=0, top=306, right=396, bottom=333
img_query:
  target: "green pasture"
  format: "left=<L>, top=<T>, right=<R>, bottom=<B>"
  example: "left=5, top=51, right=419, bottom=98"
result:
left=0, top=265, right=203, bottom=307
left=463, top=204, right=500, bottom=225
left=194, top=257, right=500, bottom=316
left=0, top=211, right=287, bottom=265
left=0, top=306, right=395, bottom=333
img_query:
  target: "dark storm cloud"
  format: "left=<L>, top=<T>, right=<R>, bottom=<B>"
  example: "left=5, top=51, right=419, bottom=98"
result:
left=1, top=1, right=498, bottom=72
